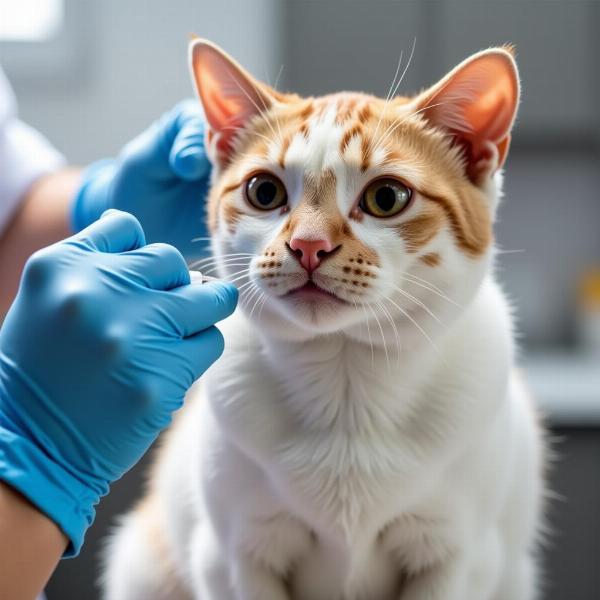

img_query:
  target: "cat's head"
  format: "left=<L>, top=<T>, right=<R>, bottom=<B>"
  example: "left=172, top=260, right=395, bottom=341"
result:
left=189, top=39, right=519, bottom=346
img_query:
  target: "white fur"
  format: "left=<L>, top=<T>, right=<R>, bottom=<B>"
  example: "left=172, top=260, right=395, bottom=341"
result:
left=103, top=112, right=543, bottom=599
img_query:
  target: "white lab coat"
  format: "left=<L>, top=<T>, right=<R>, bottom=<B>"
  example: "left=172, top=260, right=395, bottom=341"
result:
left=0, top=67, right=65, bottom=235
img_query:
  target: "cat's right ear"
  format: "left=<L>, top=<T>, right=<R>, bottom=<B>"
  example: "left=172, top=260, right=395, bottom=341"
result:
left=189, top=38, right=274, bottom=167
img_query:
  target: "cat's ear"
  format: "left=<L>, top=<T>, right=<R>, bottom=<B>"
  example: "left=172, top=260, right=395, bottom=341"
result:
left=411, top=47, right=519, bottom=184
left=189, top=38, right=276, bottom=166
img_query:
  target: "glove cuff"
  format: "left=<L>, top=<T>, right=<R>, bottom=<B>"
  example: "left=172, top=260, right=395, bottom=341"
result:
left=70, top=159, right=117, bottom=233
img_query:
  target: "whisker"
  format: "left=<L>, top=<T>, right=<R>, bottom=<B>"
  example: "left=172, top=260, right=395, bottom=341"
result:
left=193, top=257, right=254, bottom=271
left=367, top=303, right=390, bottom=373
left=381, top=294, right=439, bottom=355
left=240, top=281, right=260, bottom=305
left=204, top=267, right=251, bottom=284
left=251, top=64, right=285, bottom=146
left=402, top=274, right=461, bottom=307
left=237, top=279, right=257, bottom=295
left=390, top=284, right=441, bottom=324
left=193, top=255, right=254, bottom=267
left=225, top=271, right=252, bottom=285
left=242, top=288, right=263, bottom=332
left=360, top=302, right=375, bottom=369
left=373, top=102, right=445, bottom=154
left=376, top=300, right=401, bottom=365
left=248, top=289, right=266, bottom=322
left=273, top=64, right=285, bottom=91
left=257, top=67, right=285, bottom=144
left=257, top=293, right=268, bottom=319
left=224, top=67, right=280, bottom=141
left=188, top=253, right=254, bottom=270
left=194, top=252, right=255, bottom=262
left=240, top=284, right=263, bottom=350
left=202, top=262, right=252, bottom=276
left=402, top=271, right=446, bottom=295
left=496, top=248, right=525, bottom=255
left=367, top=37, right=417, bottom=158
left=367, top=48, right=404, bottom=157
left=221, top=125, right=274, bottom=146
left=390, top=36, right=417, bottom=100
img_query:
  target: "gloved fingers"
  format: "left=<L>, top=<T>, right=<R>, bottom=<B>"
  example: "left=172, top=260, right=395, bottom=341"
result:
left=179, top=325, right=226, bottom=380
left=169, top=107, right=210, bottom=181
left=71, top=210, right=146, bottom=254
left=160, top=280, right=238, bottom=338
left=121, top=243, right=190, bottom=290
left=117, top=100, right=200, bottom=177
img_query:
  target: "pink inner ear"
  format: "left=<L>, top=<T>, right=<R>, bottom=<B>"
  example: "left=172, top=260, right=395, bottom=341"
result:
left=190, top=40, right=273, bottom=164
left=461, top=57, right=518, bottom=146
left=419, top=50, right=519, bottom=179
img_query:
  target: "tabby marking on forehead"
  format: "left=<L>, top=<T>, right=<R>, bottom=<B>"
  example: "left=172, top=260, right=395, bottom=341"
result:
left=209, top=89, right=493, bottom=257
left=339, top=123, right=364, bottom=155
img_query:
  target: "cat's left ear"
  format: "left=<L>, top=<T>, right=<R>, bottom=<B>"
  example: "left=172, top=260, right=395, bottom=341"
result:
left=411, top=47, right=519, bottom=184
left=189, top=38, right=277, bottom=167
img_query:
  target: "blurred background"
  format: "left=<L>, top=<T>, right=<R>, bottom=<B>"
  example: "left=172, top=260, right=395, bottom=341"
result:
left=2, top=0, right=599, bottom=597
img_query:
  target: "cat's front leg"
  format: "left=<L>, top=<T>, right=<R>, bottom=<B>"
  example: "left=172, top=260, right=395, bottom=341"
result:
left=189, top=520, right=236, bottom=600
left=189, top=533, right=290, bottom=600
left=230, top=559, right=291, bottom=600
left=227, top=511, right=313, bottom=600
left=399, top=553, right=472, bottom=600
left=189, top=515, right=289, bottom=600
left=399, top=530, right=502, bottom=600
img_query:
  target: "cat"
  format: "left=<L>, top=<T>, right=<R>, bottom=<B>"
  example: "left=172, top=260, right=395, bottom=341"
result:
left=102, top=38, right=544, bottom=600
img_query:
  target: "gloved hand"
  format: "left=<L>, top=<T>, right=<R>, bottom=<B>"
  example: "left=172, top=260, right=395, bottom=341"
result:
left=71, top=100, right=211, bottom=260
left=0, top=210, right=237, bottom=556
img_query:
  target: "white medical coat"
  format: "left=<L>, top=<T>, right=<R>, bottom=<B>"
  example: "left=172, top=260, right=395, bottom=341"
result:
left=0, top=67, right=65, bottom=235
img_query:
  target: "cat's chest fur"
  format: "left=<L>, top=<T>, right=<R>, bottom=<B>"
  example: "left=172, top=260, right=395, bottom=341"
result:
left=206, top=314, right=440, bottom=541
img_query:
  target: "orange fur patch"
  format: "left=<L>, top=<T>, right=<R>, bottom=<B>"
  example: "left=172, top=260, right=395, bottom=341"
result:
left=427, top=190, right=492, bottom=256
left=278, top=135, right=293, bottom=168
left=395, top=203, right=445, bottom=253
left=420, top=252, right=442, bottom=267
left=339, top=123, right=364, bottom=154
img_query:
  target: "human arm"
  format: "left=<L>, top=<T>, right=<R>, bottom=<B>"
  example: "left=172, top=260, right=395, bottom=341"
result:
left=0, top=481, right=67, bottom=600
left=0, top=168, right=79, bottom=317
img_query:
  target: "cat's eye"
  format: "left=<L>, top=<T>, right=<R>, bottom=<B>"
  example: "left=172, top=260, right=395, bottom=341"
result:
left=245, top=173, right=288, bottom=211
left=360, top=178, right=412, bottom=218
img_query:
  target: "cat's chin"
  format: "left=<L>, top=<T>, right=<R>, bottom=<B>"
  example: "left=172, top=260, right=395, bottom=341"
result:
left=253, top=289, right=361, bottom=337
left=284, top=281, right=349, bottom=306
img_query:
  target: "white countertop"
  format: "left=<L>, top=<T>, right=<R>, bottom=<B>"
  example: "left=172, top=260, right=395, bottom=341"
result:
left=523, top=351, right=600, bottom=426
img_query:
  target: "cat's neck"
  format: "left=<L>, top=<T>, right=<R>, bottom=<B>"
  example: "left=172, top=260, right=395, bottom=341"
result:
left=257, top=328, right=439, bottom=435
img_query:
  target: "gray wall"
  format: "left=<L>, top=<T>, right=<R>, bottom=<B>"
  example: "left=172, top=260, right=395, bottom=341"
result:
left=6, top=0, right=284, bottom=163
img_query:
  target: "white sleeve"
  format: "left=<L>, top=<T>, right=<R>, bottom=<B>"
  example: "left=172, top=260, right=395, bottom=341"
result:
left=0, top=67, right=66, bottom=235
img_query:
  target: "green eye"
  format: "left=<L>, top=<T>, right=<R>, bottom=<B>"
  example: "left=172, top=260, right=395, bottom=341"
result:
left=360, top=178, right=412, bottom=218
left=245, top=173, right=288, bottom=211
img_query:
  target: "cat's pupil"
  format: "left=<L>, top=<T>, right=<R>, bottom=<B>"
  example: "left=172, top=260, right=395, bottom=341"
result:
left=257, top=181, right=277, bottom=206
left=375, top=186, right=397, bottom=212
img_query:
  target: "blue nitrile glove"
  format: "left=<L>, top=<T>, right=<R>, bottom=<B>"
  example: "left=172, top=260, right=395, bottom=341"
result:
left=0, top=210, right=237, bottom=556
left=71, top=100, right=211, bottom=260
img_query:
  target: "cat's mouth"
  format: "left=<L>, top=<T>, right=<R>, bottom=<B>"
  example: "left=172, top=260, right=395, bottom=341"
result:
left=284, top=281, right=348, bottom=305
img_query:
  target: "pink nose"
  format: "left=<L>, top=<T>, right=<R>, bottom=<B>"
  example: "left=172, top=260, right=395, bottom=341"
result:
left=289, top=237, right=334, bottom=272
